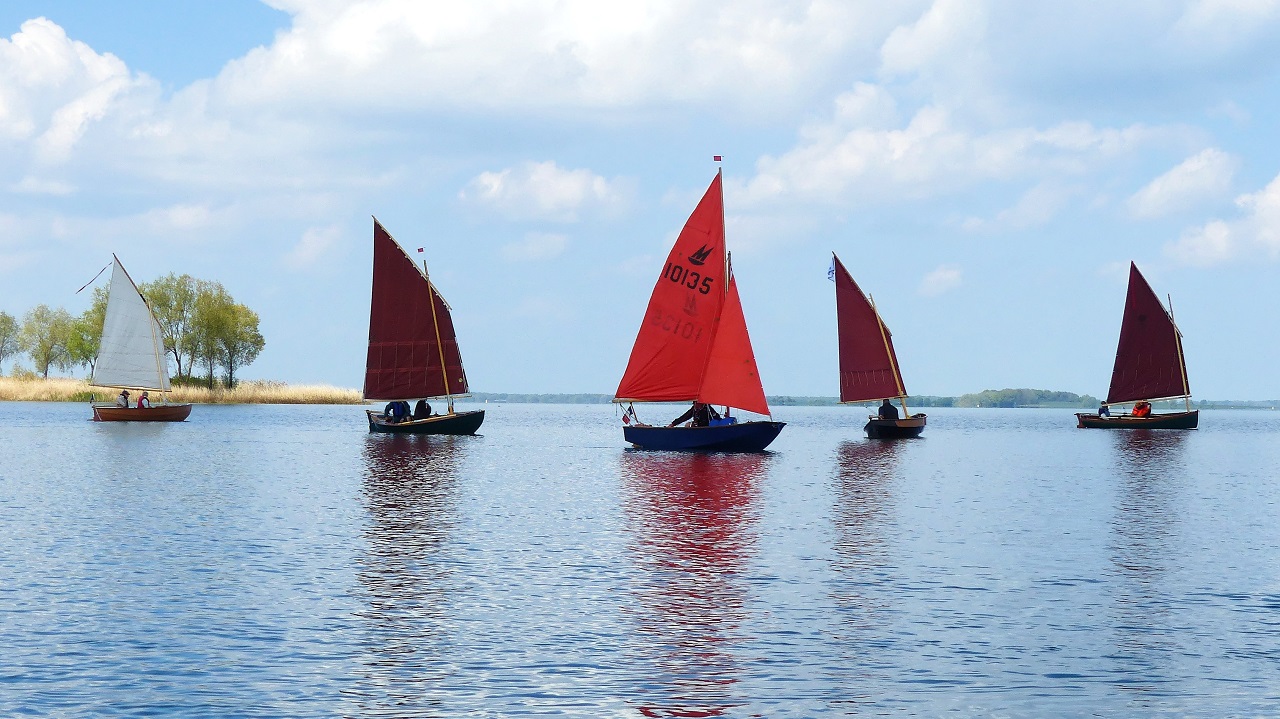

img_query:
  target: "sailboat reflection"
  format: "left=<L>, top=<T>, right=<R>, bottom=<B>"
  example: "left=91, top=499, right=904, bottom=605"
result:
left=351, top=434, right=464, bottom=717
left=619, top=451, right=770, bottom=718
left=832, top=440, right=902, bottom=573
left=1105, top=429, right=1188, bottom=692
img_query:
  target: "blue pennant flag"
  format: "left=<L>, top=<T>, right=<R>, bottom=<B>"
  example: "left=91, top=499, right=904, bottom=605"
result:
left=827, top=258, right=836, bottom=282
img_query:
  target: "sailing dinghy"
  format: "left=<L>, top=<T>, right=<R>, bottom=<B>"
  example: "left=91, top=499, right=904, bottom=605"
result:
left=1076, top=262, right=1198, bottom=429
left=613, top=170, right=785, bottom=452
left=90, top=256, right=192, bottom=422
left=364, top=219, right=484, bottom=435
left=832, top=254, right=925, bottom=439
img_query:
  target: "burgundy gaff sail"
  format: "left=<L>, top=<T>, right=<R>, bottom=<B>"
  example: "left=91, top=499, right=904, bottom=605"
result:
left=614, top=172, right=771, bottom=416
left=833, top=254, right=905, bottom=403
left=1106, top=262, right=1189, bottom=405
left=364, top=219, right=469, bottom=401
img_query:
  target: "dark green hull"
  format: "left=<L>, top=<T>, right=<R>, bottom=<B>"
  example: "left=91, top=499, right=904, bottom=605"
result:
left=367, top=409, right=485, bottom=435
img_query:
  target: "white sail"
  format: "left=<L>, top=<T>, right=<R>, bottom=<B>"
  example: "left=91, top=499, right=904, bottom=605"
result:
left=90, top=257, right=170, bottom=391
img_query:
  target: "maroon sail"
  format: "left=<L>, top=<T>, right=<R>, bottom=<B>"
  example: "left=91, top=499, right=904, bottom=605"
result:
left=364, top=219, right=469, bottom=401
left=1106, top=262, right=1189, bottom=405
left=833, top=254, right=905, bottom=403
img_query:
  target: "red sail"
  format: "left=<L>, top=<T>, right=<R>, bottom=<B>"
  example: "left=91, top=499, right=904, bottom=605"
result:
left=1106, top=262, right=1189, bottom=404
left=364, top=219, right=469, bottom=401
left=833, top=254, right=905, bottom=403
left=699, top=275, right=770, bottom=415
left=615, top=174, right=728, bottom=403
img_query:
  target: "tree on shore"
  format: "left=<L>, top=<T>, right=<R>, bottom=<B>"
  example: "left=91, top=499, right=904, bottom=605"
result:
left=66, top=288, right=108, bottom=375
left=217, top=303, right=264, bottom=389
left=19, top=305, right=75, bottom=378
left=0, top=311, right=19, bottom=373
left=187, top=282, right=265, bottom=389
left=141, top=274, right=199, bottom=379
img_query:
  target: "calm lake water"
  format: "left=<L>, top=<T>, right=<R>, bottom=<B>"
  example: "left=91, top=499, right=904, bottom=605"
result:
left=2, top=402, right=1279, bottom=717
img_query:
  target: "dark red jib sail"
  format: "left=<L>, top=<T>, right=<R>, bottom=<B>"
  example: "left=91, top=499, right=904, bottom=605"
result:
left=1106, top=262, right=1189, bottom=405
left=833, top=254, right=905, bottom=403
left=614, top=172, right=771, bottom=415
left=364, top=219, right=469, bottom=401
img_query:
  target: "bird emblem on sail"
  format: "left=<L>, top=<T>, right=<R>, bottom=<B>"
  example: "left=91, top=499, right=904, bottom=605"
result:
left=682, top=295, right=698, bottom=317
left=687, top=244, right=714, bottom=266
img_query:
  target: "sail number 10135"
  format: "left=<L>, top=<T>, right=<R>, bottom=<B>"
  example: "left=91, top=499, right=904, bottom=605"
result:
left=662, top=262, right=714, bottom=295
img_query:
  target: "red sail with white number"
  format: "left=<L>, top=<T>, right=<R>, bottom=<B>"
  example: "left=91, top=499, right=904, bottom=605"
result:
left=364, top=218, right=469, bottom=401
left=833, top=254, right=906, bottom=403
left=614, top=172, right=770, bottom=416
left=1106, top=262, right=1189, bottom=405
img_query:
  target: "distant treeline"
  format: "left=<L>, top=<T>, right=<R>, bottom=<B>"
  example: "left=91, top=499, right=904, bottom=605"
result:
left=469, top=390, right=1278, bottom=409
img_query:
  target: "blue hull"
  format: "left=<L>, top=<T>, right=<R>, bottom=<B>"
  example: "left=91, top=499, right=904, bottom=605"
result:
left=623, top=421, right=785, bottom=452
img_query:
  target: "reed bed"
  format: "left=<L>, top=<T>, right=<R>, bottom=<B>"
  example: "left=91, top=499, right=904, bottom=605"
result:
left=0, top=377, right=365, bottom=405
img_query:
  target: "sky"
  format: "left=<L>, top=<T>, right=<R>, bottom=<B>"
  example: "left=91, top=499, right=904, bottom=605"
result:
left=3, top=1, right=1280, bottom=400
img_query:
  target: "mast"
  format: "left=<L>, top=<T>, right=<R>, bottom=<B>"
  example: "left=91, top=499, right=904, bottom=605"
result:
left=869, top=294, right=909, bottom=416
left=1168, top=293, right=1192, bottom=412
left=424, top=259, right=454, bottom=414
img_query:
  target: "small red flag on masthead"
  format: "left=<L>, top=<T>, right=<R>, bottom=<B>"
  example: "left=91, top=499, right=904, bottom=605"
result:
left=417, top=247, right=423, bottom=253
left=713, top=155, right=723, bottom=162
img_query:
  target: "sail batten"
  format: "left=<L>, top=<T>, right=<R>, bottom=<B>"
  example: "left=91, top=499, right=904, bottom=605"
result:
left=613, top=173, right=770, bottom=415
left=363, top=219, right=470, bottom=401
left=91, top=257, right=170, bottom=392
left=1105, top=263, right=1189, bottom=405
left=833, top=255, right=905, bottom=403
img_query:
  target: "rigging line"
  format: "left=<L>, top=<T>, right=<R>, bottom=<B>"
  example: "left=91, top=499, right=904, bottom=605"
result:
left=75, top=263, right=111, bottom=294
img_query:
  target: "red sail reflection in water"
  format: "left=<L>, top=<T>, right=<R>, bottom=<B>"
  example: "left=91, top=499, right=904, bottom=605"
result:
left=354, top=434, right=464, bottom=714
left=618, top=451, right=770, bottom=718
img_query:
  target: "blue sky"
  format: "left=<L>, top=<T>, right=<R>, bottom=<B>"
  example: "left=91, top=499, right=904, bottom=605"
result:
left=3, top=1, right=1280, bottom=400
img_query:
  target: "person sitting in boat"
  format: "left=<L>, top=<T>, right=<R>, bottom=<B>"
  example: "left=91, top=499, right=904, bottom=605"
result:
left=383, top=401, right=407, bottom=423
left=1099, top=403, right=1111, bottom=417
left=116, top=389, right=130, bottom=408
left=878, top=398, right=899, bottom=420
left=1132, top=400, right=1152, bottom=418
left=669, top=402, right=720, bottom=427
left=137, top=391, right=151, bottom=409
left=413, top=399, right=431, bottom=420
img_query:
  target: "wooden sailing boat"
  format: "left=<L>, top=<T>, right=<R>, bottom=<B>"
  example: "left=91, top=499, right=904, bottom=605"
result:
left=613, top=170, right=785, bottom=452
left=1076, top=262, right=1198, bottom=429
left=832, top=253, right=925, bottom=439
left=90, top=255, right=192, bottom=422
left=364, top=218, right=484, bottom=435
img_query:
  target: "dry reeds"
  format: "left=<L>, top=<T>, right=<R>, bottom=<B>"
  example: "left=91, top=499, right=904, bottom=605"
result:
left=0, top=376, right=364, bottom=405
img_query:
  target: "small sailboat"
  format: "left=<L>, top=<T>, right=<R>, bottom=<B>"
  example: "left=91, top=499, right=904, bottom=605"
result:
left=832, top=254, right=925, bottom=439
left=364, top=218, right=484, bottom=435
left=1076, top=262, right=1198, bottom=429
left=613, top=170, right=785, bottom=452
left=90, top=256, right=192, bottom=422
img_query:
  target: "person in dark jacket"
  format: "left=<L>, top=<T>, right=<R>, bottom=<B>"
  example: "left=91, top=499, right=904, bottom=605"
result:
left=413, top=399, right=431, bottom=420
left=878, top=399, right=899, bottom=420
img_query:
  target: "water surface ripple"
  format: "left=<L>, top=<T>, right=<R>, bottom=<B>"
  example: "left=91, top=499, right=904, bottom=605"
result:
left=2, top=402, right=1279, bottom=716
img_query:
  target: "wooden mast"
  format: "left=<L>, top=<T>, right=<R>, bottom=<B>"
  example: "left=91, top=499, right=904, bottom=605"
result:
left=424, top=259, right=454, bottom=415
left=869, top=294, right=909, bottom=417
left=1168, top=293, right=1192, bottom=413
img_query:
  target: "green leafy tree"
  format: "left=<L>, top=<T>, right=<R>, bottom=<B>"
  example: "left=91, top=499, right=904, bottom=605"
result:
left=217, top=303, right=264, bottom=389
left=191, top=282, right=233, bottom=389
left=142, top=273, right=199, bottom=379
left=0, top=311, right=19, bottom=373
left=66, top=287, right=108, bottom=375
left=19, top=305, right=75, bottom=378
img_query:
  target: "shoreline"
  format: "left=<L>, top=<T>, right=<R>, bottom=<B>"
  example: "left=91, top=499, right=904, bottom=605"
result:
left=0, top=377, right=364, bottom=405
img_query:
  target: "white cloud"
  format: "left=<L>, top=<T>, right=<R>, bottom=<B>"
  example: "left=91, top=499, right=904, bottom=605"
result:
left=963, top=182, right=1074, bottom=232
left=1127, top=148, right=1236, bottom=219
left=919, top=264, right=962, bottom=296
left=1165, top=172, right=1280, bottom=267
left=460, top=161, right=626, bottom=221
left=284, top=224, right=342, bottom=269
left=500, top=232, right=569, bottom=262
left=9, top=177, right=75, bottom=195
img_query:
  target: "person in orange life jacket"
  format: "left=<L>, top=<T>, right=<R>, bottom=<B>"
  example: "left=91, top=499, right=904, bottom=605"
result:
left=137, top=391, right=150, bottom=409
left=1132, top=401, right=1152, bottom=418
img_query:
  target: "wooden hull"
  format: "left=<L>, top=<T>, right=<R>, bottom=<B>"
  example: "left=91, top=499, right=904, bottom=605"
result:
left=1075, top=410, right=1199, bottom=430
left=864, top=414, right=926, bottom=439
left=92, top=404, right=192, bottom=422
left=367, top=409, right=485, bottom=435
left=623, top=421, right=785, bottom=452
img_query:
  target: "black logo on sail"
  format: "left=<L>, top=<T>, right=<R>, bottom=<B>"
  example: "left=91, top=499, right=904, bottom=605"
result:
left=687, top=244, right=713, bottom=266
left=683, top=295, right=698, bottom=317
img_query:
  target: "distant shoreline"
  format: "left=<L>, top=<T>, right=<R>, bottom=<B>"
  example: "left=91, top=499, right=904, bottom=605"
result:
left=3, top=380, right=1274, bottom=409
